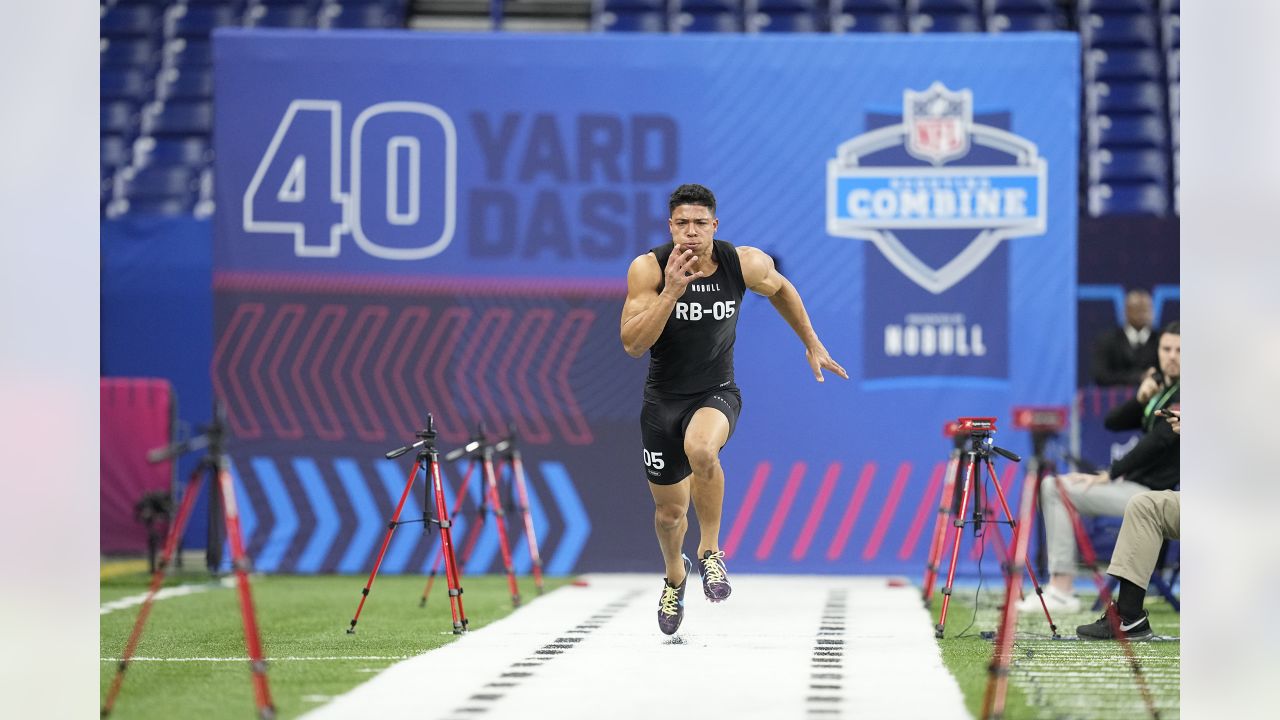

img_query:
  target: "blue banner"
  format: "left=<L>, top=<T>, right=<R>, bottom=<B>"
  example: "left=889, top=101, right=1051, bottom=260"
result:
left=213, top=30, right=1078, bottom=575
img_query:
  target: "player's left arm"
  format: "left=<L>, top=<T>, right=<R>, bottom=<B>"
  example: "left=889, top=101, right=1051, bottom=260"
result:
left=738, top=246, right=848, bottom=383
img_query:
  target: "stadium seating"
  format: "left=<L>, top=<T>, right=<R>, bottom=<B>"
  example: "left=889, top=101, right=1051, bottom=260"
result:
left=1088, top=182, right=1168, bottom=216
left=100, top=0, right=1181, bottom=217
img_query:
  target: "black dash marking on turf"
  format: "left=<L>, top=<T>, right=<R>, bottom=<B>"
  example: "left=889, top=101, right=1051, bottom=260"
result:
left=444, top=589, right=643, bottom=718
left=806, top=589, right=849, bottom=719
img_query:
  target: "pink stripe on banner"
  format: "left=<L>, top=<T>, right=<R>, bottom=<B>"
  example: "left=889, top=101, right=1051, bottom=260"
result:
left=826, top=463, right=877, bottom=561
left=791, top=462, right=843, bottom=561
left=213, top=271, right=627, bottom=298
left=723, top=462, right=771, bottom=560
left=754, top=462, right=807, bottom=561
left=898, top=461, right=947, bottom=560
left=862, top=462, right=913, bottom=560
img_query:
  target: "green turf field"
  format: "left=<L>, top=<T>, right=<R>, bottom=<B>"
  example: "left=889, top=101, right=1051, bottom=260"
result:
left=103, top=568, right=1180, bottom=719
left=932, top=586, right=1181, bottom=719
left=101, top=568, right=568, bottom=719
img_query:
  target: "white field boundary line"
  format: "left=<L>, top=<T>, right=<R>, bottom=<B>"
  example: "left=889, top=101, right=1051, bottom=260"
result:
left=100, top=577, right=235, bottom=615
left=100, top=656, right=414, bottom=662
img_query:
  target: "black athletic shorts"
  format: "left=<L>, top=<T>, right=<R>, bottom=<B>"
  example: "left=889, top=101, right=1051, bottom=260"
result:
left=639, top=384, right=742, bottom=485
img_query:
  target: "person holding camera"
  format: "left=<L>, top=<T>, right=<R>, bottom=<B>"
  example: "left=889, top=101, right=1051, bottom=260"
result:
left=1019, top=322, right=1180, bottom=613
left=1077, top=409, right=1180, bottom=640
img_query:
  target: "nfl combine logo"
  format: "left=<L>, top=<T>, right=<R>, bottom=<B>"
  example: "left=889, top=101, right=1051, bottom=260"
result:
left=826, top=82, right=1048, bottom=295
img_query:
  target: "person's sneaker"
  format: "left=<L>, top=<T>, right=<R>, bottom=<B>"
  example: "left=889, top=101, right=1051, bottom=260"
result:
left=1077, top=606, right=1154, bottom=641
left=699, top=549, right=732, bottom=602
left=1016, top=585, right=1081, bottom=614
left=657, top=554, right=693, bottom=635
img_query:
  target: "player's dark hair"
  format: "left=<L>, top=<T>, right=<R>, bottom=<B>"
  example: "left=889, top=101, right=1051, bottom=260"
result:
left=1161, top=321, right=1179, bottom=337
left=668, top=184, right=716, bottom=216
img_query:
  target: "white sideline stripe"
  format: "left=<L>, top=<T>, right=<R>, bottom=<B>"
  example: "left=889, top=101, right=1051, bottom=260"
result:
left=303, top=574, right=971, bottom=720
left=99, top=578, right=234, bottom=615
left=101, top=656, right=412, bottom=662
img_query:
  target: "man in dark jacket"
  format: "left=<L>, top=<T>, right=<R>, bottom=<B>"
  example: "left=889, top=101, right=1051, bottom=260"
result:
left=1091, top=288, right=1160, bottom=386
left=1019, top=322, right=1180, bottom=613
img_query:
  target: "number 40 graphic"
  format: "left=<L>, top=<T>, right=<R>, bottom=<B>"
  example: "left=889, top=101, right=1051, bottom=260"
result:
left=243, top=100, right=457, bottom=260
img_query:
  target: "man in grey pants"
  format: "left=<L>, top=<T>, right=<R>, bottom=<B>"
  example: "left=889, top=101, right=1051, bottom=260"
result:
left=1019, top=323, right=1181, bottom=614
left=1077, top=409, right=1181, bottom=639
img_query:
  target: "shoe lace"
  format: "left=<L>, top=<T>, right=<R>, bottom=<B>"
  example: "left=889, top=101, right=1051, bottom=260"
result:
left=660, top=584, right=681, bottom=617
left=701, top=551, right=726, bottom=584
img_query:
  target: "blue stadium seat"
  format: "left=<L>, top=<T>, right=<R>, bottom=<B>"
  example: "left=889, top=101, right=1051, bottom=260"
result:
left=101, top=37, right=158, bottom=68
left=840, top=0, right=903, bottom=11
left=1085, top=48, right=1163, bottom=82
left=164, top=38, right=214, bottom=68
left=143, top=100, right=215, bottom=135
left=158, top=67, right=215, bottom=101
left=1078, top=0, right=1154, bottom=12
left=101, top=67, right=152, bottom=102
left=101, top=3, right=161, bottom=38
left=1089, top=183, right=1169, bottom=216
left=1166, top=48, right=1179, bottom=81
left=910, top=12, right=982, bottom=32
left=101, top=100, right=141, bottom=136
left=123, top=196, right=198, bottom=216
left=1163, top=14, right=1179, bottom=49
left=122, top=165, right=201, bottom=200
left=758, top=0, right=818, bottom=10
left=989, top=0, right=1057, bottom=11
left=1089, top=148, right=1167, bottom=184
left=677, top=11, right=743, bottom=31
left=1087, top=114, right=1168, bottom=150
left=322, top=3, right=398, bottom=28
left=1089, top=80, right=1164, bottom=115
left=837, top=11, right=905, bottom=31
left=168, top=4, right=243, bottom=37
left=101, top=135, right=133, bottom=169
left=1081, top=13, right=1158, bottom=48
left=753, top=10, right=822, bottom=32
left=987, top=12, right=1065, bottom=32
left=246, top=4, right=317, bottom=28
left=603, top=0, right=668, bottom=10
left=135, top=136, right=214, bottom=168
left=679, top=0, right=742, bottom=11
left=910, top=0, right=978, bottom=11
left=600, top=10, right=668, bottom=31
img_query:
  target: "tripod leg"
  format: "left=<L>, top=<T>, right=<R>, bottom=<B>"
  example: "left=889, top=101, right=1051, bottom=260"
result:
left=102, top=471, right=206, bottom=717
left=484, top=455, right=522, bottom=608
left=511, top=452, right=545, bottom=595
left=984, top=459, right=1059, bottom=638
left=922, top=455, right=958, bottom=606
left=421, top=460, right=476, bottom=608
left=217, top=465, right=276, bottom=719
left=348, top=460, right=420, bottom=634
left=981, top=471, right=1038, bottom=720
left=429, top=455, right=468, bottom=633
left=936, top=453, right=977, bottom=639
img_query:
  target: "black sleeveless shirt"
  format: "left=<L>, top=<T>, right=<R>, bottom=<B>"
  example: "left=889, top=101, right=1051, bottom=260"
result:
left=645, top=239, right=747, bottom=397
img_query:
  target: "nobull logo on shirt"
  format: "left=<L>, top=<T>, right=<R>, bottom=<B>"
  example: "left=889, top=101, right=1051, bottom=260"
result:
left=827, top=83, right=1046, bottom=382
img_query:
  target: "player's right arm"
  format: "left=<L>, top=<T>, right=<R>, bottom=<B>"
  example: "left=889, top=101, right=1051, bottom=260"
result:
left=620, top=249, right=702, bottom=358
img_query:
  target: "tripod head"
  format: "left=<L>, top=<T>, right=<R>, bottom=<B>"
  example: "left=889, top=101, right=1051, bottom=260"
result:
left=146, top=400, right=229, bottom=465
left=490, top=423, right=520, bottom=458
left=956, top=417, right=1021, bottom=463
left=1011, top=405, right=1067, bottom=462
left=385, top=414, right=439, bottom=459
left=443, top=421, right=489, bottom=462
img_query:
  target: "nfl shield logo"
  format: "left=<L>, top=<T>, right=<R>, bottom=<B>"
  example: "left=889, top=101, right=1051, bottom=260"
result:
left=905, top=82, right=972, bottom=165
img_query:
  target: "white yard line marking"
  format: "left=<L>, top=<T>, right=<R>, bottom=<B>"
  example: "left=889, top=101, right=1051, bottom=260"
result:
left=303, top=574, right=971, bottom=720
left=100, top=578, right=233, bottom=616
